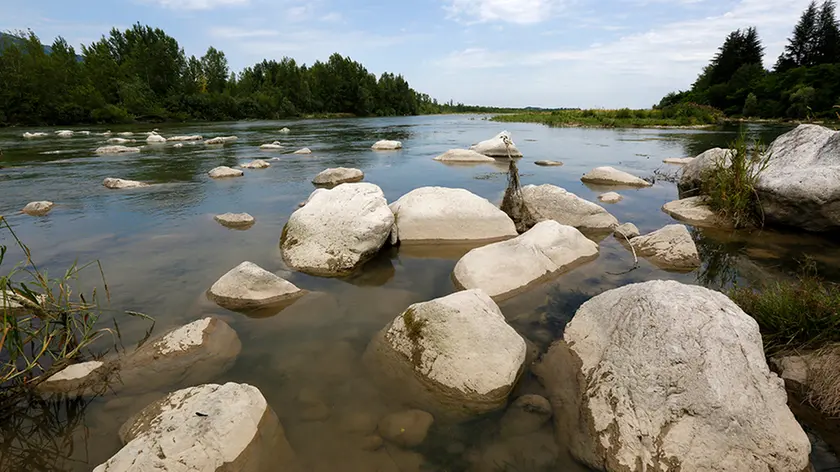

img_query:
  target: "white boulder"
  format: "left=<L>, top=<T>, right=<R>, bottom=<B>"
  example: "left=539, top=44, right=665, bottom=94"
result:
left=93, top=383, right=297, bottom=472
left=662, top=196, right=729, bottom=227
left=613, top=222, right=640, bottom=240
left=23, top=132, right=48, bottom=139
left=433, top=149, right=495, bottom=163
left=279, top=127, right=291, bottom=133
left=146, top=134, right=167, bottom=144
left=293, top=147, right=312, bottom=154
left=312, top=167, right=364, bottom=187
left=106, top=137, right=133, bottom=144
left=209, top=166, right=244, bottom=179
left=22, top=201, right=54, bottom=216
left=56, top=130, right=74, bottom=138
left=241, top=159, right=270, bottom=169
left=630, top=224, right=700, bottom=271
left=260, top=141, right=284, bottom=150
left=205, top=136, right=238, bottom=145
left=534, top=280, right=811, bottom=472
left=117, top=132, right=134, bottom=137
left=598, top=192, right=622, bottom=203
left=167, top=135, right=203, bottom=141
left=173, top=143, right=183, bottom=148
left=453, top=221, right=598, bottom=300
left=521, top=184, right=618, bottom=231
left=581, top=166, right=652, bottom=187
left=95, top=145, right=140, bottom=154
left=390, top=187, right=517, bottom=243
left=281, top=183, right=394, bottom=276
left=535, top=160, right=563, bottom=167
left=663, top=157, right=695, bottom=165
left=364, top=290, right=526, bottom=420
left=103, top=178, right=150, bottom=189
left=214, top=213, right=255, bottom=228
left=208, top=261, right=304, bottom=310
left=372, top=140, right=403, bottom=151
left=39, top=361, right=109, bottom=394
left=679, top=148, right=734, bottom=193
left=470, top=131, right=523, bottom=158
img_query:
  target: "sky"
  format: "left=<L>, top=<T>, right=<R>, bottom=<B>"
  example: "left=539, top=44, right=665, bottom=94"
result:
left=1, top=0, right=814, bottom=108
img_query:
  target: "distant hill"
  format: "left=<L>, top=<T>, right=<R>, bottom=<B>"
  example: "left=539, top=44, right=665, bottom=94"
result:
left=0, top=32, right=82, bottom=61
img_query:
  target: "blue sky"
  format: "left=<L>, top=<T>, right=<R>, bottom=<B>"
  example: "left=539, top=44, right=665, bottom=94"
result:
left=2, top=0, right=813, bottom=108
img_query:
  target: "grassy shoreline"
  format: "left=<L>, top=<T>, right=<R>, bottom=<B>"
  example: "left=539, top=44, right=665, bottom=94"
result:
left=491, top=105, right=724, bottom=129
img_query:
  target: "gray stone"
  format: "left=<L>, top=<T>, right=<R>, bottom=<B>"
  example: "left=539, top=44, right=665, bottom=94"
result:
left=240, top=159, right=270, bottom=169
left=662, top=196, right=729, bottom=228
left=312, top=167, right=364, bottom=187
left=372, top=140, right=402, bottom=151
left=679, top=148, right=734, bottom=193
left=22, top=201, right=54, bottom=216
left=470, top=131, right=523, bottom=157
left=103, top=178, right=150, bottom=189
left=613, top=222, right=640, bottom=240
left=598, top=192, right=622, bottom=204
left=521, top=184, right=618, bottom=231
left=581, top=166, right=652, bottom=187
left=433, top=149, right=495, bottom=163
left=207, top=261, right=304, bottom=310
left=214, top=213, right=255, bottom=228
left=208, top=166, right=244, bottom=178
left=535, top=160, right=563, bottom=166
left=499, top=394, right=552, bottom=438
left=631, top=224, right=700, bottom=271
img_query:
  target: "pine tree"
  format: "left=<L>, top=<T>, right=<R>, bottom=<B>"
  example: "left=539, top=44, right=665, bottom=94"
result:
left=814, top=0, right=840, bottom=64
left=708, top=28, right=764, bottom=86
left=777, top=1, right=819, bottom=70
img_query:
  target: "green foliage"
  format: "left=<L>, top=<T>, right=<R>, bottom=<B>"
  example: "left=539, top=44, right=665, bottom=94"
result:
left=492, top=103, right=723, bottom=128
left=729, top=261, right=840, bottom=353
left=700, top=132, right=769, bottom=228
left=742, top=92, right=759, bottom=116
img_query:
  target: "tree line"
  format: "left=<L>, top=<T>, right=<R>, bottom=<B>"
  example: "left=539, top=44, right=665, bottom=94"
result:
left=0, top=25, right=472, bottom=126
left=659, top=0, right=840, bottom=120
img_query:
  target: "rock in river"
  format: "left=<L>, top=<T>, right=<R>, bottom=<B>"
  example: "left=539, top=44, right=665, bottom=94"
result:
left=209, top=166, right=244, bottom=179
left=260, top=141, right=284, bottom=150
left=56, top=130, right=74, bottom=138
left=293, top=147, right=312, bottom=154
left=207, top=261, right=304, bottom=310
left=433, top=149, right=496, bottom=163
left=613, top=222, right=640, bottom=240
left=630, top=224, right=700, bottom=271
left=214, top=212, right=255, bottom=228
left=372, top=140, right=403, bottom=151
left=499, top=394, right=552, bottom=438
left=241, top=159, right=270, bottom=169
left=598, top=192, right=622, bottom=203
left=312, top=167, right=365, bottom=187
left=145, top=133, right=166, bottom=144
left=470, top=131, right=523, bottom=157
left=103, top=178, right=150, bottom=189
left=521, top=184, right=618, bottom=231
left=679, top=147, right=734, bottom=194
left=662, top=196, right=729, bottom=227
left=581, top=166, right=651, bottom=187
left=389, top=187, right=517, bottom=244
left=281, top=183, right=394, bottom=276
left=93, top=383, right=297, bottom=472
left=22, top=201, right=54, bottom=216
left=205, top=136, right=238, bottom=145
left=535, top=160, right=563, bottom=167
left=95, top=145, right=141, bottom=154
left=533, top=280, right=810, bottom=472
left=663, top=157, right=695, bottom=165
left=364, top=290, right=526, bottom=420
left=453, top=221, right=598, bottom=300
left=167, top=135, right=203, bottom=141
left=378, top=410, right=434, bottom=448
left=23, top=132, right=48, bottom=139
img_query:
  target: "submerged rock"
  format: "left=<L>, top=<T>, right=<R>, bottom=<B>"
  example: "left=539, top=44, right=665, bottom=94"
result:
left=106, top=137, right=134, bottom=144
left=241, top=159, right=270, bottom=169
left=293, top=147, right=312, bottom=154
left=167, top=135, right=202, bottom=141
left=470, top=131, right=523, bottom=158
left=453, top=221, right=598, bottom=300
left=535, top=160, right=563, bottom=167
left=433, top=149, right=495, bottom=163
left=56, top=130, right=74, bottom=138
left=598, top=192, right=622, bottom=203
left=663, top=157, right=695, bottom=165
left=534, top=280, right=811, bottom=472
left=23, top=132, right=48, bottom=139
left=521, top=184, right=618, bottom=231
left=117, top=132, right=133, bottom=137
left=103, top=177, right=150, bottom=189
left=378, top=410, right=434, bottom=448
left=372, top=140, right=403, bottom=151
left=279, top=127, right=291, bottom=133
left=312, top=167, right=364, bottom=187
left=207, top=261, right=304, bottom=310
left=208, top=166, right=244, bottom=178
left=630, top=224, right=700, bottom=271
left=662, top=196, right=729, bottom=227
left=145, top=133, right=166, bottom=144
left=95, top=145, right=141, bottom=154
left=260, top=141, right=284, bottom=150
left=613, top=222, right=640, bottom=240
left=581, top=166, right=652, bottom=187
left=205, top=136, right=238, bottom=145
left=94, top=383, right=297, bottom=472
left=364, top=290, right=526, bottom=420
left=389, top=187, right=517, bottom=243
left=499, top=394, right=552, bottom=438
left=679, top=148, right=734, bottom=193
left=281, top=183, right=394, bottom=276
left=39, top=361, right=110, bottom=394
left=22, top=201, right=54, bottom=216
left=214, top=212, right=255, bottom=228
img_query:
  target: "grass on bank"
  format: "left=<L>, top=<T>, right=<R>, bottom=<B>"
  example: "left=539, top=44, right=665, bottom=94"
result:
left=491, top=103, right=724, bottom=128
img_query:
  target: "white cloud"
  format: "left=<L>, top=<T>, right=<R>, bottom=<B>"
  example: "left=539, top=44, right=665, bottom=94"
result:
left=144, top=0, right=249, bottom=10
left=444, top=0, right=570, bottom=24
left=210, top=27, right=278, bottom=39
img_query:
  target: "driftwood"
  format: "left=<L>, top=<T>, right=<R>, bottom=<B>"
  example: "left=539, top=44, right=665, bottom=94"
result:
left=499, top=135, right=536, bottom=233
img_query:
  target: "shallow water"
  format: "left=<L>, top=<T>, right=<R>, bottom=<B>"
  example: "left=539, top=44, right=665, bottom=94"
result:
left=1, top=116, right=839, bottom=471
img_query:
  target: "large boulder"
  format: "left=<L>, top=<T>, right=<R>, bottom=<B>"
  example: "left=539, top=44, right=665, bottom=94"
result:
left=662, top=196, right=729, bottom=228
left=209, top=166, right=244, bottom=179
left=372, top=140, right=403, bottom=151
left=281, top=183, right=394, bottom=276
left=581, top=166, right=652, bottom=187
left=207, top=261, right=304, bottom=310
left=22, top=201, right=54, bottom=216
left=453, top=221, right=598, bottom=300
left=363, top=290, right=526, bottom=420
left=390, top=187, right=517, bottom=244
left=39, top=361, right=112, bottom=395
left=312, top=167, right=364, bottom=187
left=146, top=133, right=166, bottom=144
left=103, top=178, right=150, bottom=189
left=630, top=224, right=700, bottom=271
left=679, top=148, right=734, bottom=194
left=533, top=280, right=811, bottom=472
left=433, top=149, right=495, bottom=163
left=521, top=184, right=618, bottom=231
left=93, top=383, right=297, bottom=472
left=755, top=124, right=840, bottom=231
left=470, top=131, right=523, bottom=157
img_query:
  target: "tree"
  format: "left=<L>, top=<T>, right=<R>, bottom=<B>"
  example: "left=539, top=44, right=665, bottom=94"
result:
left=743, top=92, right=759, bottom=116
left=200, top=46, right=228, bottom=94
left=814, top=0, right=840, bottom=65
left=777, top=1, right=819, bottom=71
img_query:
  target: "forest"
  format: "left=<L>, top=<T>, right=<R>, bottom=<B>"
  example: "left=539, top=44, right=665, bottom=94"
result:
left=0, top=25, right=476, bottom=126
left=660, top=0, right=840, bottom=120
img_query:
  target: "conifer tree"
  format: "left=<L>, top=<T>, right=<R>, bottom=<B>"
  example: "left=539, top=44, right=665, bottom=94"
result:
left=777, top=1, right=819, bottom=70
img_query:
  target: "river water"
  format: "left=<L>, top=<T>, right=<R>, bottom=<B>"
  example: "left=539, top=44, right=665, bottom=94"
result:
left=1, top=115, right=838, bottom=471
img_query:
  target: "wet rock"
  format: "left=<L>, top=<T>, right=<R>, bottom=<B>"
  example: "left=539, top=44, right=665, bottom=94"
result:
left=499, top=394, right=552, bottom=438
left=312, top=167, right=364, bottom=187
left=679, top=147, right=734, bottom=193
left=338, top=411, right=378, bottom=435
left=105, top=137, right=134, bottom=144
left=389, top=187, right=517, bottom=243
left=145, top=133, right=166, bottom=144
left=94, top=383, right=297, bottom=472
left=372, top=140, right=403, bottom=151
left=630, top=224, right=700, bottom=271
left=663, top=157, right=695, bottom=165
left=281, top=183, right=394, bottom=276
left=117, top=132, right=133, bottom=137
left=533, top=280, right=810, bottom=472
left=364, top=290, right=526, bottom=420
left=293, top=147, right=312, bottom=154
left=56, top=130, right=74, bottom=138
left=214, top=212, right=255, bottom=229
left=535, top=160, right=563, bottom=166
left=260, top=141, right=284, bottom=150
left=598, top=192, right=622, bottom=203
left=95, top=145, right=141, bottom=154
left=613, top=222, right=640, bottom=240
left=662, top=196, right=729, bottom=227
left=359, top=435, right=384, bottom=451
left=23, top=132, right=48, bottom=139
left=279, top=127, right=291, bottom=133
left=208, top=166, right=244, bottom=178
left=581, top=166, right=651, bottom=187
left=453, top=220, right=599, bottom=300
left=22, top=201, right=54, bottom=216
left=433, top=149, right=495, bottom=163
left=300, top=402, right=331, bottom=422
left=772, top=354, right=810, bottom=388
left=470, top=131, right=523, bottom=157
left=521, top=184, right=618, bottom=231
left=167, top=135, right=202, bottom=141
left=173, top=143, right=184, bottom=148
left=466, top=429, right=559, bottom=472
left=39, top=361, right=110, bottom=394
left=205, top=136, right=238, bottom=145
left=1, top=290, right=26, bottom=317
left=103, top=178, right=150, bottom=189
left=240, top=159, right=270, bottom=169
left=378, top=410, right=434, bottom=448
left=207, top=261, right=304, bottom=310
